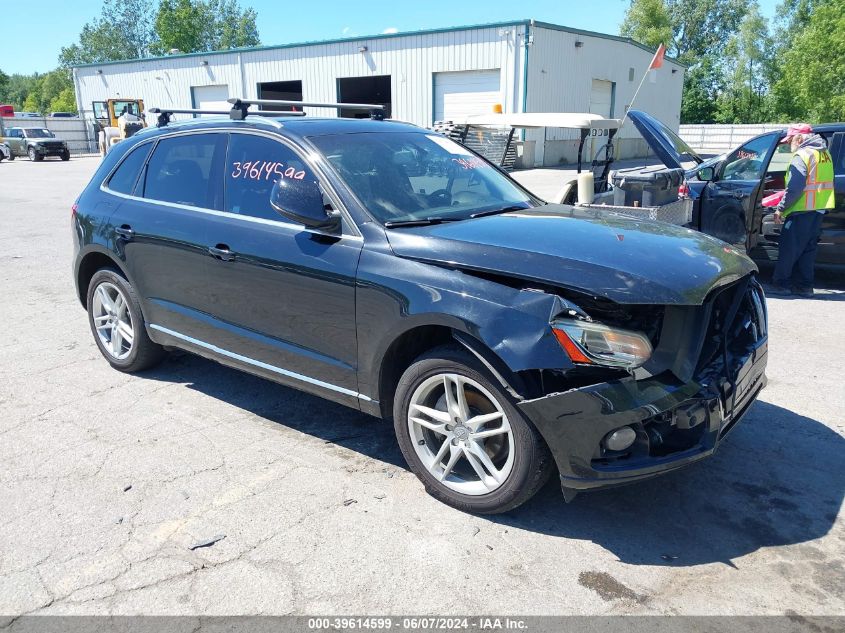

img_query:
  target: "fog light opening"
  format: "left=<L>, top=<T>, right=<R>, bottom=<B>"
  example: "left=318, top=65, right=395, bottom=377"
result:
left=604, top=426, right=637, bottom=452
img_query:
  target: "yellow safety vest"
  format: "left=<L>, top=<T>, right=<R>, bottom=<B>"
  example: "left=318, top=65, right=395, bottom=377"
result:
left=783, top=146, right=836, bottom=218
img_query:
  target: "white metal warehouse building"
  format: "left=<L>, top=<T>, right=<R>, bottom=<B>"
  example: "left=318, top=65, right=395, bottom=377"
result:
left=72, top=19, right=684, bottom=166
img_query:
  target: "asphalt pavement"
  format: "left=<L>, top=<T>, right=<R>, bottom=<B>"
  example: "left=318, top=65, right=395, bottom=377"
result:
left=0, top=157, right=843, bottom=617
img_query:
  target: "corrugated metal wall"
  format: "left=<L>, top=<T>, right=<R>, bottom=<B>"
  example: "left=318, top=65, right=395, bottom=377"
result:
left=526, top=25, right=685, bottom=164
left=74, top=26, right=524, bottom=127
left=72, top=22, right=684, bottom=166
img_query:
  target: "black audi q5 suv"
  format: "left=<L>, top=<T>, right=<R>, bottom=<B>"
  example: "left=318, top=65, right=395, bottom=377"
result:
left=72, top=111, right=768, bottom=513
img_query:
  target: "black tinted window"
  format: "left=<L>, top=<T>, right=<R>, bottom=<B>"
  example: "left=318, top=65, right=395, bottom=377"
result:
left=107, top=143, right=152, bottom=195
left=226, top=133, right=314, bottom=221
left=144, top=133, right=223, bottom=208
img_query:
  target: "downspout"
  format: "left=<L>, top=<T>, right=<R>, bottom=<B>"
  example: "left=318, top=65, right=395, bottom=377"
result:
left=520, top=21, right=531, bottom=147
left=521, top=20, right=530, bottom=113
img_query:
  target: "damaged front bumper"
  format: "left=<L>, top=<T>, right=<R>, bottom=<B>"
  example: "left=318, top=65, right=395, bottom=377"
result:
left=517, top=338, right=767, bottom=496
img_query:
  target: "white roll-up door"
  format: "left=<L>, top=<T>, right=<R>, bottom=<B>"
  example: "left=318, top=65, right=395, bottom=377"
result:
left=190, top=85, right=230, bottom=115
left=433, top=70, right=501, bottom=123
left=589, top=79, right=614, bottom=117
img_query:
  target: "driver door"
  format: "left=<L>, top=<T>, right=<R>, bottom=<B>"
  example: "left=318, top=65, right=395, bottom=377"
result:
left=703, top=132, right=779, bottom=246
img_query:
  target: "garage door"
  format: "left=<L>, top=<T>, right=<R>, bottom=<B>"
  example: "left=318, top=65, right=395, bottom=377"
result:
left=588, top=79, right=615, bottom=159
left=191, top=85, right=230, bottom=116
left=433, top=70, right=501, bottom=123
left=589, top=79, right=614, bottom=118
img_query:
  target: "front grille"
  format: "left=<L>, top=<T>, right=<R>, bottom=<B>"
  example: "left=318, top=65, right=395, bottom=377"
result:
left=696, top=277, right=766, bottom=374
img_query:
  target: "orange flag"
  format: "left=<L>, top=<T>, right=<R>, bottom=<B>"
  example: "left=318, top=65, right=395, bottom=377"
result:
left=649, top=43, right=666, bottom=70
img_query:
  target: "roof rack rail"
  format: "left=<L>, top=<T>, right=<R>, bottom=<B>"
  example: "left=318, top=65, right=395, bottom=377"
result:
left=148, top=106, right=306, bottom=127
left=227, top=98, right=386, bottom=120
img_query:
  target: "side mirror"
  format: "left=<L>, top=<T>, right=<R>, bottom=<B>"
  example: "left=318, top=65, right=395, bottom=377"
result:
left=697, top=166, right=715, bottom=182
left=270, top=177, right=340, bottom=233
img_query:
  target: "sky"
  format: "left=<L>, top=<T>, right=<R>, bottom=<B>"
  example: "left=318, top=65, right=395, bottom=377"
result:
left=1, top=0, right=782, bottom=75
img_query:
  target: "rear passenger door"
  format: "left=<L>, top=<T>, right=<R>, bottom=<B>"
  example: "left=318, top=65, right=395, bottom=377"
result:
left=106, top=132, right=227, bottom=336
left=818, top=131, right=845, bottom=266
left=199, top=131, right=364, bottom=404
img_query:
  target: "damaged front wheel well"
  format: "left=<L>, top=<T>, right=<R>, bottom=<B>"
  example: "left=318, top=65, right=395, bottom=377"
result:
left=378, top=326, right=528, bottom=419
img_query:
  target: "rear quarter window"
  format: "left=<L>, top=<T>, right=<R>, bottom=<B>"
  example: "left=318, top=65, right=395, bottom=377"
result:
left=107, top=143, right=152, bottom=195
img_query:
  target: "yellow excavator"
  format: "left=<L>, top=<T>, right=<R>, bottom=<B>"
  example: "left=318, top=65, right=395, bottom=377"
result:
left=92, top=98, right=147, bottom=155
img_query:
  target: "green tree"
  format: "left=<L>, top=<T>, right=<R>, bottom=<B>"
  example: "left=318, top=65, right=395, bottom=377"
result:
left=621, top=0, right=752, bottom=123
left=153, top=0, right=260, bottom=54
left=620, top=0, right=673, bottom=48
left=0, top=69, right=9, bottom=102
left=23, top=92, right=40, bottom=113
left=680, top=54, right=723, bottom=122
left=59, top=0, right=154, bottom=67
left=49, top=88, right=78, bottom=114
left=2, top=74, right=40, bottom=110
left=716, top=3, right=774, bottom=123
left=772, top=0, right=845, bottom=122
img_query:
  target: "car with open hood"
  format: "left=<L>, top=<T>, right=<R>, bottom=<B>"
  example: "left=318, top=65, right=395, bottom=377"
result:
left=71, top=99, right=768, bottom=513
left=627, top=110, right=845, bottom=268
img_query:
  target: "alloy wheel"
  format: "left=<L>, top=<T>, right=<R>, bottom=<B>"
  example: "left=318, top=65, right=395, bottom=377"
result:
left=91, top=281, right=134, bottom=360
left=407, top=373, right=514, bottom=496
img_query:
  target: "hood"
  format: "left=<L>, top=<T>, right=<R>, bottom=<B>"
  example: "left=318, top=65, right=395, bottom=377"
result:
left=627, top=110, right=704, bottom=170
left=385, top=206, right=756, bottom=305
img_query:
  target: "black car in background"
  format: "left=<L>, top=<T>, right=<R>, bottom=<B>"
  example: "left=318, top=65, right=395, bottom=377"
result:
left=72, top=110, right=768, bottom=513
left=628, top=111, right=845, bottom=268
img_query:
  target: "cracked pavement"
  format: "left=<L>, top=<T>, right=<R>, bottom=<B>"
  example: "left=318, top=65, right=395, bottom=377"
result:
left=0, top=158, right=843, bottom=616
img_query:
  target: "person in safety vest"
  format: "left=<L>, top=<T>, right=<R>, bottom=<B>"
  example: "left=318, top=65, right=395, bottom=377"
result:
left=769, top=123, right=835, bottom=297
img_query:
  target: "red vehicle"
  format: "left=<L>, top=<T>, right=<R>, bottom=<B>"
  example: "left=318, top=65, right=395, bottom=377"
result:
left=0, top=105, right=14, bottom=118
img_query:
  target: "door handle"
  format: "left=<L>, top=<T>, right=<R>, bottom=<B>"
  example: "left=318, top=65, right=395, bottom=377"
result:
left=208, top=244, right=235, bottom=262
left=115, top=225, right=135, bottom=240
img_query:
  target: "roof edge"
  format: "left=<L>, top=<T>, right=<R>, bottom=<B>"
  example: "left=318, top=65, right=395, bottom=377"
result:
left=531, top=20, right=687, bottom=69
left=72, top=19, right=530, bottom=69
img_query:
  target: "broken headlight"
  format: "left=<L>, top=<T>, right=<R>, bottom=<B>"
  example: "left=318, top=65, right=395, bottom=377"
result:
left=552, top=319, right=653, bottom=369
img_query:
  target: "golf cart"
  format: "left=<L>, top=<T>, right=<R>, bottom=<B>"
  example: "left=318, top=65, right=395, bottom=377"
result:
left=442, top=111, right=692, bottom=227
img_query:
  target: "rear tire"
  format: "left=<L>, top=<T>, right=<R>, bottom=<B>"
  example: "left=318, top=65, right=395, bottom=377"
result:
left=86, top=268, right=166, bottom=373
left=393, top=345, right=553, bottom=514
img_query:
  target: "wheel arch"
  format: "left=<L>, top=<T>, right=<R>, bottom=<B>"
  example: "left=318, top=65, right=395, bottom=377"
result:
left=374, top=320, right=526, bottom=420
left=75, top=248, right=131, bottom=308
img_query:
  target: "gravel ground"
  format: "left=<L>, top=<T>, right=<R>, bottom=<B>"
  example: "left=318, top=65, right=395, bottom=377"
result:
left=0, top=157, right=843, bottom=617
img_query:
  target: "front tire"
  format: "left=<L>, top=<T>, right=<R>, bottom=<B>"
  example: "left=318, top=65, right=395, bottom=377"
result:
left=28, top=147, right=42, bottom=162
left=86, top=269, right=166, bottom=372
left=61, top=150, right=70, bottom=161
left=393, top=345, right=553, bottom=514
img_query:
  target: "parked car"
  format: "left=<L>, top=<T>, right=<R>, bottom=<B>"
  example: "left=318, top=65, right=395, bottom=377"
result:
left=0, top=142, right=12, bottom=161
left=49, top=112, right=76, bottom=118
left=2, top=127, right=70, bottom=161
left=72, top=106, right=768, bottom=513
left=627, top=111, right=845, bottom=268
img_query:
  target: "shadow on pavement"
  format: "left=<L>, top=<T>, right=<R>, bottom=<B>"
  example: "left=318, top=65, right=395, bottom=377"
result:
left=495, top=400, right=844, bottom=567
left=144, top=355, right=842, bottom=567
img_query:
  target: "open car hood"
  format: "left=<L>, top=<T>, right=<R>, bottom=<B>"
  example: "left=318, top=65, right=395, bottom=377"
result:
left=627, top=110, right=704, bottom=170
left=385, top=206, right=756, bottom=306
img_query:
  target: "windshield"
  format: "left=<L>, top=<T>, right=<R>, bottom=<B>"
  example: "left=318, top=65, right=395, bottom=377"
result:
left=309, top=131, right=536, bottom=224
left=25, top=129, right=53, bottom=138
